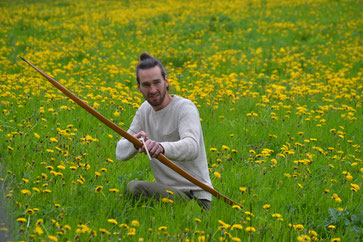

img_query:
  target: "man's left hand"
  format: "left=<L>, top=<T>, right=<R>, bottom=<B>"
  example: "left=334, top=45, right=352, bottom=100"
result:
left=144, top=139, right=164, bottom=158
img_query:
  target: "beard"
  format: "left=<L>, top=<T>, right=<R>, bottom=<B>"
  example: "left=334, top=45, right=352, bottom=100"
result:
left=146, top=87, right=167, bottom=107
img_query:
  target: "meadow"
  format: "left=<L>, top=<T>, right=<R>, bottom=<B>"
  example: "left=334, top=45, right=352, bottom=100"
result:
left=0, top=0, right=362, bottom=241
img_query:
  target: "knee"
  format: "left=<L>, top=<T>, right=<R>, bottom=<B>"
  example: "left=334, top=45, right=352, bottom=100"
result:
left=126, top=180, right=145, bottom=196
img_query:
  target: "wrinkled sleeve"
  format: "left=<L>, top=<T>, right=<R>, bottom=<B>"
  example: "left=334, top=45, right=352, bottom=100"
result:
left=160, top=101, right=201, bottom=161
left=116, top=111, right=142, bottom=161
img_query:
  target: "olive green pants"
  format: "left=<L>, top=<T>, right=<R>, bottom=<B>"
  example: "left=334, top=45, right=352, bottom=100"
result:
left=126, top=180, right=211, bottom=210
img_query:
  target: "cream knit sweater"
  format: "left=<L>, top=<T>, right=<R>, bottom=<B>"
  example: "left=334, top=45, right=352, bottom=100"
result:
left=116, top=95, right=213, bottom=201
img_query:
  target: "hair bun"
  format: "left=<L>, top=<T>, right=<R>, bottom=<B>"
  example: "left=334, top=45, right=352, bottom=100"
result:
left=139, top=52, right=153, bottom=61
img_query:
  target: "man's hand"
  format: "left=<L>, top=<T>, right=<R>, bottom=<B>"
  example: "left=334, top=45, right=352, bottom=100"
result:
left=133, top=131, right=164, bottom=158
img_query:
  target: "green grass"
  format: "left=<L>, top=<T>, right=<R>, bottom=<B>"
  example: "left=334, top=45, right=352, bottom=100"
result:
left=0, top=0, right=362, bottom=241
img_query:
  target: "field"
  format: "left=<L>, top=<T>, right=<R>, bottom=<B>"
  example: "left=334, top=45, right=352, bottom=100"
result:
left=0, top=0, right=362, bottom=241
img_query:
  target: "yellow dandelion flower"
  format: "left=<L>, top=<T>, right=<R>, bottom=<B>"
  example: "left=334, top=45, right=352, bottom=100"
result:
left=297, top=235, right=311, bottom=242
left=194, top=218, right=201, bottom=223
left=57, top=165, right=65, bottom=170
left=108, top=219, right=118, bottom=225
left=34, top=226, right=43, bottom=235
left=214, top=172, right=221, bottom=179
left=350, top=183, right=360, bottom=192
left=210, top=147, right=217, bottom=151
left=294, top=224, right=304, bottom=231
left=263, top=204, right=271, bottom=210
left=95, top=186, right=103, bottom=193
left=231, top=224, right=243, bottom=230
left=25, top=209, right=34, bottom=215
left=99, top=228, right=111, bottom=235
left=345, top=175, right=353, bottom=181
left=21, top=189, right=31, bottom=196
left=109, top=188, right=119, bottom=193
left=36, top=219, right=43, bottom=226
left=48, top=235, right=58, bottom=242
left=131, top=220, right=139, bottom=227
left=158, top=226, right=167, bottom=231
left=239, top=187, right=247, bottom=193
left=245, top=226, right=256, bottom=233
left=16, top=217, right=27, bottom=223
left=331, top=238, right=341, bottom=242
left=328, top=225, right=336, bottom=230
left=166, top=190, right=174, bottom=195
left=161, top=198, right=174, bottom=203
left=34, top=133, right=40, bottom=139
left=50, top=137, right=58, bottom=143
left=127, top=228, right=136, bottom=236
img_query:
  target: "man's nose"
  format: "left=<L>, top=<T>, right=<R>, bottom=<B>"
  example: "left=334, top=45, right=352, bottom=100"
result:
left=150, top=85, right=157, bottom=93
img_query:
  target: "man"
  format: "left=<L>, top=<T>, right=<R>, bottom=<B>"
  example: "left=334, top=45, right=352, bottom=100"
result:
left=116, top=53, right=212, bottom=210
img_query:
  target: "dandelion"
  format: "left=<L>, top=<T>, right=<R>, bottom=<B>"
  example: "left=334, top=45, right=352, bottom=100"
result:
left=350, top=183, right=360, bottom=192
left=36, top=219, right=43, bottom=226
left=34, top=226, right=43, bottom=235
left=34, top=133, right=40, bottom=139
left=166, top=190, right=174, bottom=195
left=158, top=226, right=167, bottom=230
left=109, top=188, right=119, bottom=193
left=25, top=209, right=34, bottom=215
left=131, top=220, right=140, bottom=227
left=50, top=137, right=58, bottom=143
left=95, top=186, right=103, bottom=193
left=263, top=204, right=271, bottom=211
left=331, top=238, right=341, bottom=242
left=127, top=228, right=136, bottom=236
left=297, top=235, right=311, bottom=242
left=48, top=235, right=58, bottom=242
left=239, top=187, right=247, bottom=193
left=245, top=211, right=254, bottom=217
left=214, top=171, right=221, bottom=178
left=345, top=174, right=353, bottom=181
left=294, top=224, right=304, bottom=231
left=245, top=226, right=256, bottom=233
left=231, top=224, right=243, bottom=230
left=162, top=197, right=174, bottom=204
left=21, top=189, right=31, bottom=196
left=327, top=225, right=336, bottom=230
left=16, top=218, right=27, bottom=223
left=222, top=145, right=230, bottom=151
left=218, top=220, right=230, bottom=229
left=232, top=205, right=242, bottom=210
left=99, top=228, right=111, bottom=235
left=108, top=219, right=118, bottom=225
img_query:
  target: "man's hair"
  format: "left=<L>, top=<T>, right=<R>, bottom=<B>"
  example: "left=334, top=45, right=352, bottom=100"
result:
left=136, top=53, right=167, bottom=83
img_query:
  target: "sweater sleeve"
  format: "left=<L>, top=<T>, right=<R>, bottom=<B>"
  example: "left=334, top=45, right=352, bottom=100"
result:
left=115, top=111, right=142, bottom=161
left=160, top=101, right=201, bottom=161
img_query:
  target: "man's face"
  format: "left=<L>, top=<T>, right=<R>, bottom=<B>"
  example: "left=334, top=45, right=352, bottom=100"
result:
left=137, top=66, right=169, bottom=110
